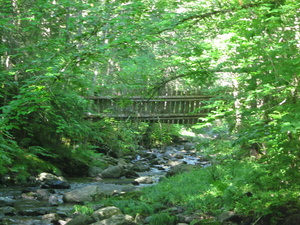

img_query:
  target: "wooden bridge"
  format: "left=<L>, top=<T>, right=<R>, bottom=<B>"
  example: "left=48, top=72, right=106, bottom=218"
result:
left=85, top=89, right=211, bottom=124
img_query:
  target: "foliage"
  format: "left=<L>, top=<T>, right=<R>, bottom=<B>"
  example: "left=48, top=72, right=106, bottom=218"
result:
left=138, top=142, right=299, bottom=223
left=73, top=204, right=94, bottom=215
left=149, top=213, right=176, bottom=225
left=1, top=0, right=300, bottom=222
left=148, top=124, right=182, bottom=148
left=89, top=120, right=145, bottom=156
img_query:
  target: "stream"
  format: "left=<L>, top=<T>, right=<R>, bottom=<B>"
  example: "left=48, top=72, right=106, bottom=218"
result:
left=0, top=143, right=210, bottom=225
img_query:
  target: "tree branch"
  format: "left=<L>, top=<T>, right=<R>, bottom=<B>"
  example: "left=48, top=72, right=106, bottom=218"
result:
left=156, top=2, right=263, bottom=34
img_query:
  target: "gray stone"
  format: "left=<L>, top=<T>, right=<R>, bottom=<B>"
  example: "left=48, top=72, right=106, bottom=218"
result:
left=0, top=197, right=14, bottom=207
left=134, top=176, right=154, bottom=184
left=65, top=214, right=94, bottom=225
left=91, top=214, right=136, bottom=225
left=42, top=213, right=61, bottom=223
left=92, top=206, right=122, bottom=221
left=88, top=166, right=104, bottom=177
left=166, top=164, right=194, bottom=177
left=18, top=208, right=48, bottom=216
left=37, top=172, right=67, bottom=182
left=165, top=146, right=177, bottom=151
left=166, top=160, right=184, bottom=167
left=63, top=185, right=105, bottom=203
left=132, top=162, right=150, bottom=172
left=1, top=206, right=17, bottom=216
left=49, top=194, right=63, bottom=205
left=184, top=142, right=195, bottom=150
left=174, top=153, right=184, bottom=159
left=101, top=166, right=123, bottom=178
left=41, top=180, right=71, bottom=189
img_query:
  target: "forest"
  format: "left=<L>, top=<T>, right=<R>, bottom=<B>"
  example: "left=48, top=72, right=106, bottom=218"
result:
left=1, top=0, right=300, bottom=224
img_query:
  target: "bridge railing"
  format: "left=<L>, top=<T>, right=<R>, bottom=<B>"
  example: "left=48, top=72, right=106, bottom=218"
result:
left=85, top=88, right=211, bottom=124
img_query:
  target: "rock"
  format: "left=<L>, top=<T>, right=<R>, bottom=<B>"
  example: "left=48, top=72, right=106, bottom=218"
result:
left=22, top=187, right=39, bottom=193
left=91, top=214, right=136, bottom=225
left=144, top=216, right=151, bottom=224
left=49, top=194, right=63, bottom=205
left=139, top=151, right=157, bottom=160
left=0, top=197, right=14, bottom=207
left=166, top=160, right=185, bottom=167
left=134, top=176, right=154, bottom=184
left=56, top=205, right=74, bottom=218
left=102, top=155, right=119, bottom=165
left=42, top=213, right=61, bottom=223
left=21, top=192, right=39, bottom=200
left=149, top=158, right=165, bottom=165
left=217, top=211, right=243, bottom=223
left=117, top=159, right=128, bottom=168
left=165, top=146, right=177, bottom=151
left=177, top=214, right=196, bottom=223
left=166, top=164, right=194, bottom=177
left=18, top=208, right=48, bottom=216
left=124, top=170, right=140, bottom=178
left=184, top=142, right=195, bottom=150
left=63, top=185, right=105, bottom=203
left=101, top=166, right=123, bottom=178
left=65, top=214, right=94, bottom=225
left=132, top=162, right=150, bottom=172
left=121, top=163, right=140, bottom=178
left=21, top=188, right=52, bottom=201
left=92, top=206, right=122, bottom=221
left=1, top=206, right=17, bottom=216
left=41, top=179, right=71, bottom=189
left=36, top=188, right=51, bottom=200
left=37, top=172, right=67, bottom=182
left=88, top=166, right=104, bottom=177
left=145, top=153, right=157, bottom=160
left=1, top=218, right=17, bottom=225
left=173, top=153, right=184, bottom=159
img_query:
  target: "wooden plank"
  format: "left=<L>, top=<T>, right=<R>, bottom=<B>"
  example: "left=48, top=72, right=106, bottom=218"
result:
left=84, top=95, right=211, bottom=100
left=85, top=113, right=207, bottom=119
left=84, top=88, right=211, bottom=124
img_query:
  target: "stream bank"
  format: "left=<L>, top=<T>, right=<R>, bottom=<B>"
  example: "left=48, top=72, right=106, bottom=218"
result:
left=0, top=141, right=210, bottom=225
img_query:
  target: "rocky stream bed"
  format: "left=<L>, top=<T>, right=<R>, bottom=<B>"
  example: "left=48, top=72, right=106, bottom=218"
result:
left=0, top=142, right=211, bottom=225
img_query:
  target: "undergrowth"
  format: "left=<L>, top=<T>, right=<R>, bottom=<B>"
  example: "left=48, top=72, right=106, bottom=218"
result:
left=75, top=127, right=300, bottom=224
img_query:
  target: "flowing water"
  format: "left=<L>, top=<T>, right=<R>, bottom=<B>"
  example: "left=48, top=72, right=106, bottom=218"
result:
left=0, top=144, right=210, bottom=225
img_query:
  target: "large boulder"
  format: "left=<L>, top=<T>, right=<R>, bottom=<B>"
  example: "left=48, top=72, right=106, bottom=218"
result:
left=101, top=166, right=123, bottom=178
left=63, top=185, right=105, bottom=203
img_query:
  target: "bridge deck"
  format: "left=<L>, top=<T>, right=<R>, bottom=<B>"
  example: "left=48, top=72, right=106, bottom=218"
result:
left=85, top=90, right=211, bottom=124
